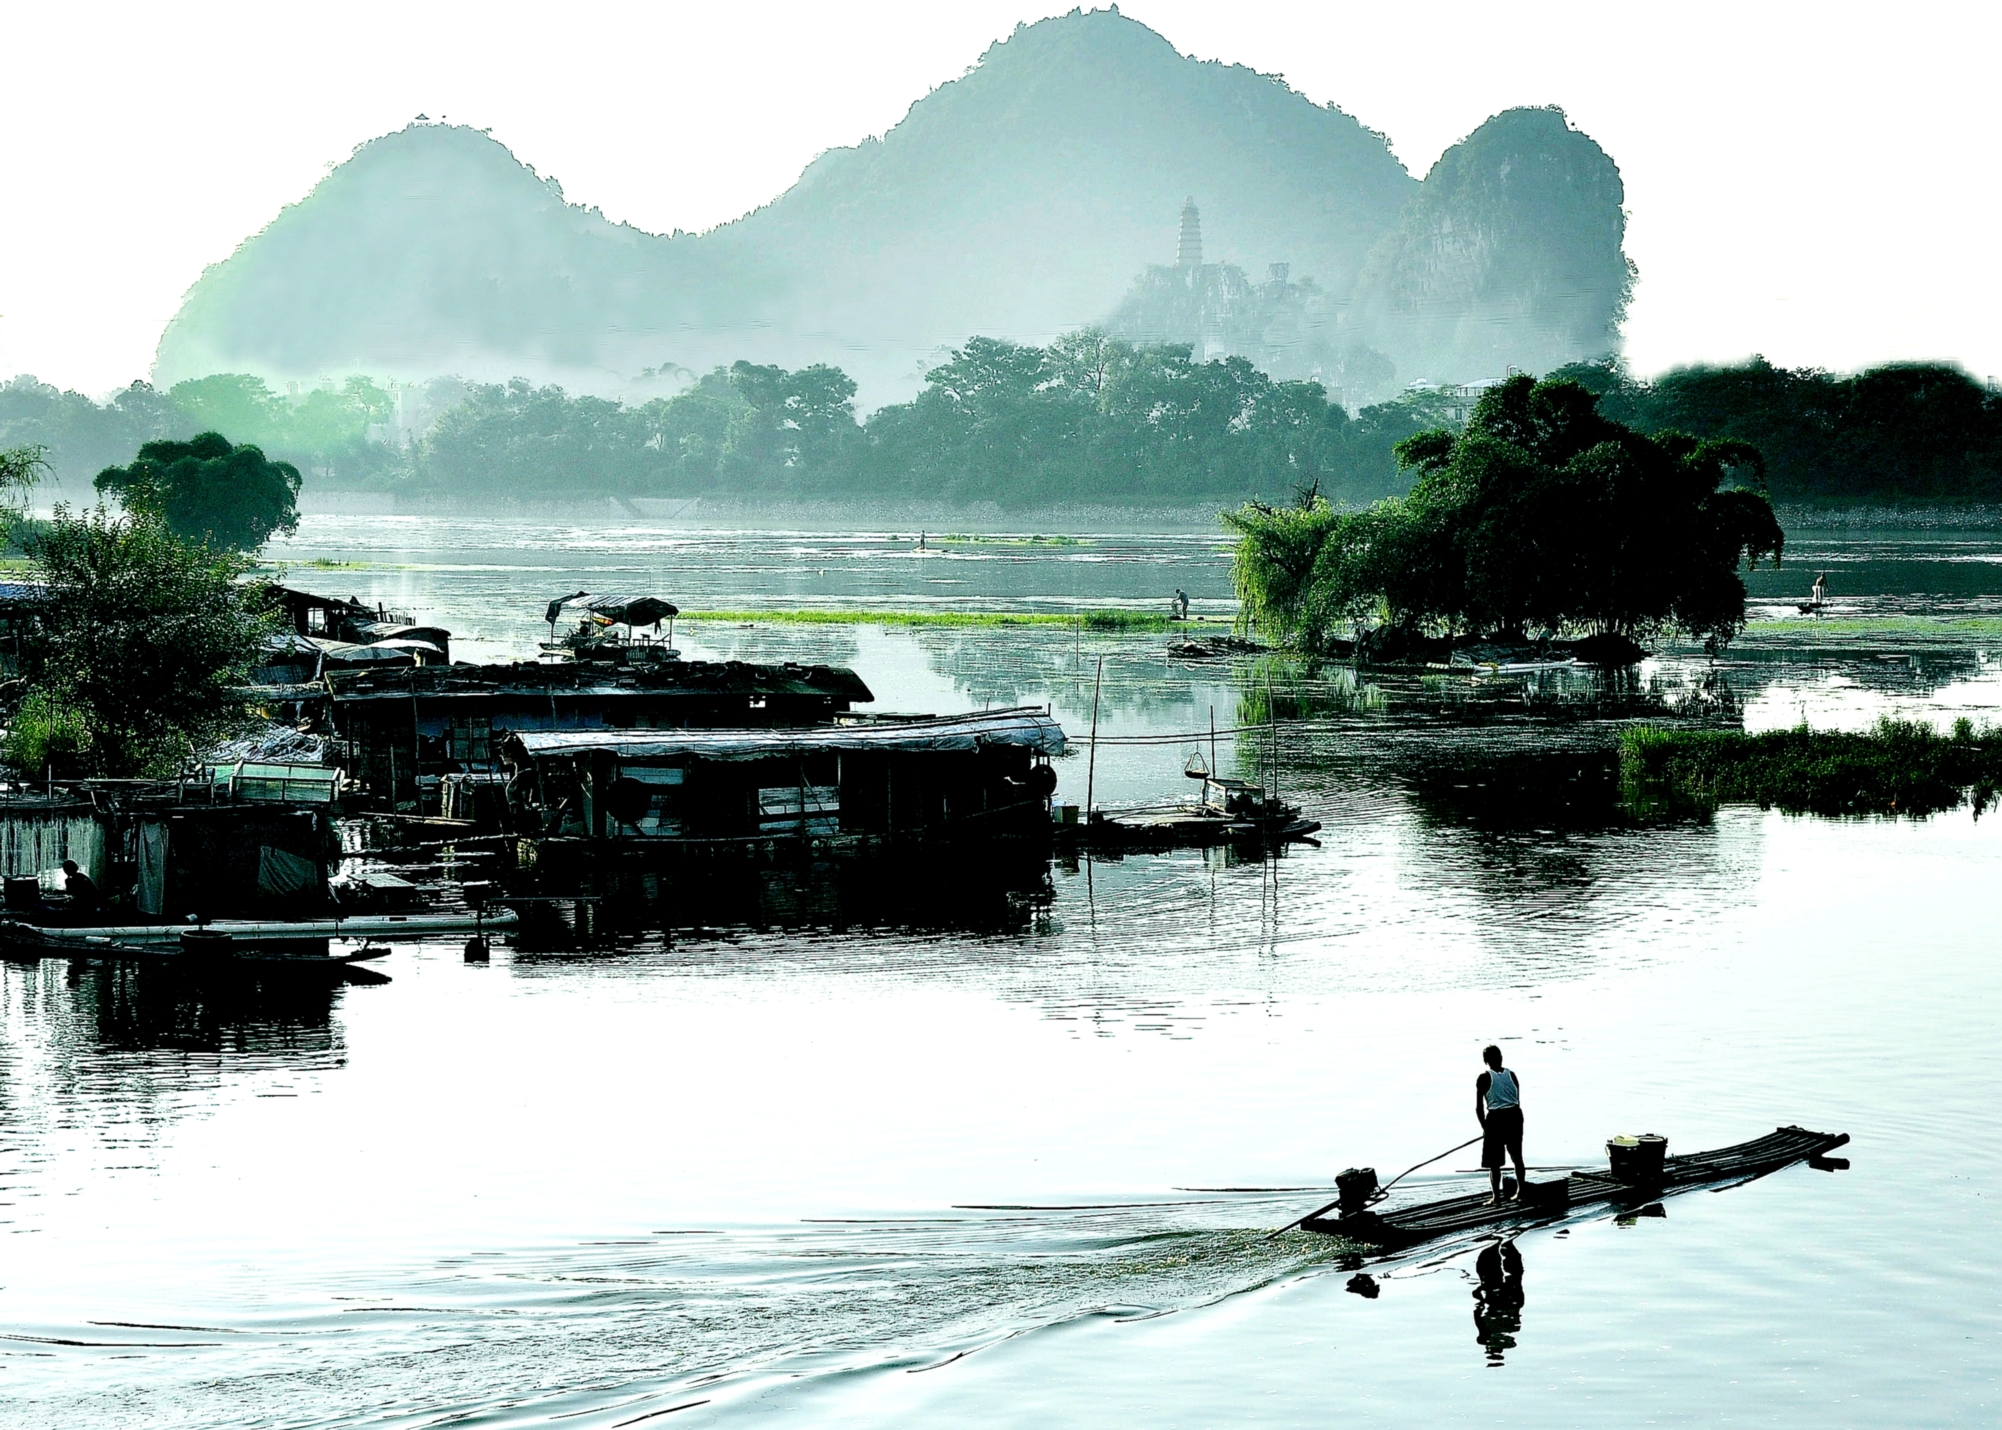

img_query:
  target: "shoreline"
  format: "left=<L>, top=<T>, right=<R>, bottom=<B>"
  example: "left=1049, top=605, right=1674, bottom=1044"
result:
left=283, top=489, right=2002, bottom=534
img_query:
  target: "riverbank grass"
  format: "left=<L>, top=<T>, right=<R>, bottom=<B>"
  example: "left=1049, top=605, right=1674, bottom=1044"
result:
left=682, top=608, right=1181, bottom=632
left=1620, top=717, right=2002, bottom=818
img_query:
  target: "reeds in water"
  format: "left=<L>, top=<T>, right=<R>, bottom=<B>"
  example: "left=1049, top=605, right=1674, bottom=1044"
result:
left=1619, top=717, right=2002, bottom=818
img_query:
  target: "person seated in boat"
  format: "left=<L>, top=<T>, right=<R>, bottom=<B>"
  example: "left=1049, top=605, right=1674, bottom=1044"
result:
left=60, top=859, right=101, bottom=917
left=1477, top=1044, right=1527, bottom=1205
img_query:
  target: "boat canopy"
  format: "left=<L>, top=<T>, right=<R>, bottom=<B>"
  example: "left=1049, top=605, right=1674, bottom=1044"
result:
left=352, top=621, right=452, bottom=646
left=507, top=708, right=1066, bottom=763
left=546, top=593, right=679, bottom=628
left=311, top=638, right=423, bottom=665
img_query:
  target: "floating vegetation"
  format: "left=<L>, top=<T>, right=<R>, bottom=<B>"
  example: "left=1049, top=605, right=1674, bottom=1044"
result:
left=932, top=533, right=1087, bottom=547
left=683, top=607, right=1177, bottom=631
left=1746, top=615, right=2002, bottom=637
left=304, top=557, right=369, bottom=569
left=1619, top=717, right=2002, bottom=818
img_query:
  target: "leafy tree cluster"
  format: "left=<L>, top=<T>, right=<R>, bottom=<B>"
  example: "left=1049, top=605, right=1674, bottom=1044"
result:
left=0, top=372, right=398, bottom=489
left=417, top=362, right=861, bottom=498
left=1225, top=375, right=1785, bottom=654
left=94, top=432, right=303, bottom=550
left=411, top=335, right=1464, bottom=507
left=26, top=350, right=1995, bottom=514
left=1554, top=358, right=2002, bottom=504
left=3, top=507, right=267, bottom=777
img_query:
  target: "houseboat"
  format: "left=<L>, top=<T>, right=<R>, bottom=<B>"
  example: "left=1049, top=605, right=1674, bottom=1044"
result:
left=322, top=657, right=874, bottom=814
left=499, top=706, right=1065, bottom=863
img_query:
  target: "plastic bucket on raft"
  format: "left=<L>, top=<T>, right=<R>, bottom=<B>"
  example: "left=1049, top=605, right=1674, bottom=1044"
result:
left=1607, top=1134, right=1668, bottom=1184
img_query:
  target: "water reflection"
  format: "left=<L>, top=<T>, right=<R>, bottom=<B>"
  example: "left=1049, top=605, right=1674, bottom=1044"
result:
left=84, top=961, right=349, bottom=1057
left=1472, top=1239, right=1527, bottom=1364
left=511, top=848, right=1058, bottom=952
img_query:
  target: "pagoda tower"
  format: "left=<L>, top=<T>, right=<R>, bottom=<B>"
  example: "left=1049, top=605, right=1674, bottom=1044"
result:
left=1177, top=197, right=1203, bottom=268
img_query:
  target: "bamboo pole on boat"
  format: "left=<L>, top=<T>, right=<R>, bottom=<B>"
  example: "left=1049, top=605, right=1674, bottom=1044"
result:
left=1085, top=656, right=1104, bottom=818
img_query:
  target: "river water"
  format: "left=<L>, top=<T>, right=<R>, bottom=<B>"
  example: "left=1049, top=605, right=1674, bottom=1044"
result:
left=1, top=520, right=1998, bottom=1426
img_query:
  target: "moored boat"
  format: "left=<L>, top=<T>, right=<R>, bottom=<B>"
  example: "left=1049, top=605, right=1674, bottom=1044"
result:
left=0, top=908, right=516, bottom=954
left=1057, top=773, right=1321, bottom=852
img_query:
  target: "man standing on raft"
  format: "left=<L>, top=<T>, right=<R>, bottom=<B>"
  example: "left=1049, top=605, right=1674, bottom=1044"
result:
left=1477, top=1044, right=1527, bottom=1205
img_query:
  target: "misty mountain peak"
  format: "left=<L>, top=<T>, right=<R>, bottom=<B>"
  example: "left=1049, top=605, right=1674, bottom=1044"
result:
left=153, top=11, right=1627, bottom=405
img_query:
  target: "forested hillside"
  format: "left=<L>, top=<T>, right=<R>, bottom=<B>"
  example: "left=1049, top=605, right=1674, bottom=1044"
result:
left=15, top=354, right=1993, bottom=512
left=1561, top=359, right=2002, bottom=504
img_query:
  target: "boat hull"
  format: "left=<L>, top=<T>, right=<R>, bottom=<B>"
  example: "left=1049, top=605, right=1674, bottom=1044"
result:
left=0, top=909, right=515, bottom=953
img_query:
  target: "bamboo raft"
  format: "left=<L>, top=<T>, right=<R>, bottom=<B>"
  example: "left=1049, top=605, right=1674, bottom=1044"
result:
left=1301, top=1125, right=1850, bottom=1249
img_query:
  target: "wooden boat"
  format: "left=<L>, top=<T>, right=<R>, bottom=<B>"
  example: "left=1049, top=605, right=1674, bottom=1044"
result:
left=0, top=920, right=396, bottom=982
left=1058, top=774, right=1321, bottom=853
left=1300, top=1125, right=1849, bottom=1249
left=0, top=908, right=515, bottom=953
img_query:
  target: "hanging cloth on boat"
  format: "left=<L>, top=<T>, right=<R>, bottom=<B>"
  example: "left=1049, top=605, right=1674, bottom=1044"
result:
left=135, top=821, right=168, bottom=917
left=256, top=846, right=320, bottom=902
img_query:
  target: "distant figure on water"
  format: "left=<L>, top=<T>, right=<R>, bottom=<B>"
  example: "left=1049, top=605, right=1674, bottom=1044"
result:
left=1172, top=588, right=1190, bottom=620
left=1477, top=1044, right=1527, bottom=1205
left=1812, top=571, right=1828, bottom=606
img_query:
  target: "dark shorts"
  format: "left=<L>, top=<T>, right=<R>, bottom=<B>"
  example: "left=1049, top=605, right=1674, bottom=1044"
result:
left=1482, top=1107, right=1524, bottom=1169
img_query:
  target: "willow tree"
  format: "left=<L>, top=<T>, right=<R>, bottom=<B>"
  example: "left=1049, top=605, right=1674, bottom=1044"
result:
left=1225, top=375, right=1784, bottom=656
left=94, top=431, right=301, bottom=551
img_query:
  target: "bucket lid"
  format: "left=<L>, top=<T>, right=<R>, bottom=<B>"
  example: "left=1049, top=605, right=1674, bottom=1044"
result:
left=1608, top=1135, right=1639, bottom=1147
left=1636, top=1134, right=1667, bottom=1145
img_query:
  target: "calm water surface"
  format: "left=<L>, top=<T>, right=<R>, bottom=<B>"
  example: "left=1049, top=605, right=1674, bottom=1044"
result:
left=1, top=521, right=1997, bottom=1426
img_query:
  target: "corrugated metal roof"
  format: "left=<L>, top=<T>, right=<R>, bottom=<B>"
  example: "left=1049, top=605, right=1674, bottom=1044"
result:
left=326, top=660, right=873, bottom=703
left=508, top=709, right=1065, bottom=762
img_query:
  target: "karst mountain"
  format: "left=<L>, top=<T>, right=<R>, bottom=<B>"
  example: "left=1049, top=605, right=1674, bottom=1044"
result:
left=154, top=8, right=1631, bottom=407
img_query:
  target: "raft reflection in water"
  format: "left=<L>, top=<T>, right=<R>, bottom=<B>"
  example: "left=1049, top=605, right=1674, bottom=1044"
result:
left=1473, top=1239, right=1527, bottom=1365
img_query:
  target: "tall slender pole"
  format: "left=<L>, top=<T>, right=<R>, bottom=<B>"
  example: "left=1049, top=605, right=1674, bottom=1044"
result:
left=1209, top=704, right=1217, bottom=780
left=1085, top=655, right=1104, bottom=817
left=1266, top=671, right=1279, bottom=804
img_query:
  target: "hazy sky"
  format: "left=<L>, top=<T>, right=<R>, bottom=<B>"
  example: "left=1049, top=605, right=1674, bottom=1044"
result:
left=4, top=1, right=1997, bottom=395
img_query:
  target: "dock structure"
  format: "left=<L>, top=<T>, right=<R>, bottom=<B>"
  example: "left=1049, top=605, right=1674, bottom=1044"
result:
left=501, top=707, right=1065, bottom=855
left=323, top=659, right=875, bottom=815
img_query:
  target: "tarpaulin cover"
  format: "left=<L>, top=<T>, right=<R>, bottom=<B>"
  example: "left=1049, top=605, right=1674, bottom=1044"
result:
left=257, top=846, right=321, bottom=900
left=510, top=708, right=1065, bottom=762
left=584, top=595, right=678, bottom=627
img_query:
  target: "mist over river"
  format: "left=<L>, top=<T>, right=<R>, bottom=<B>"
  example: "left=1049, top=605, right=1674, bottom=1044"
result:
left=2, top=517, right=1998, bottom=1427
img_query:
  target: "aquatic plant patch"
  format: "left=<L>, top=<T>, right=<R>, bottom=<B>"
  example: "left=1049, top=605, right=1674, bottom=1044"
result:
left=1619, top=718, right=2002, bottom=818
left=683, top=608, right=1179, bottom=631
left=1745, top=615, right=2002, bottom=637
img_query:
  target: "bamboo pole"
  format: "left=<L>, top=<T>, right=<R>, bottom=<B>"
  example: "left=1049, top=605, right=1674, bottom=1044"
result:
left=1085, top=656, right=1104, bottom=817
left=1267, top=671, right=1279, bottom=804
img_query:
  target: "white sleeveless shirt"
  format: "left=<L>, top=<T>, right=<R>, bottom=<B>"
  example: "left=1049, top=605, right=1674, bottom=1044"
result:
left=1484, top=1067, right=1520, bottom=1111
